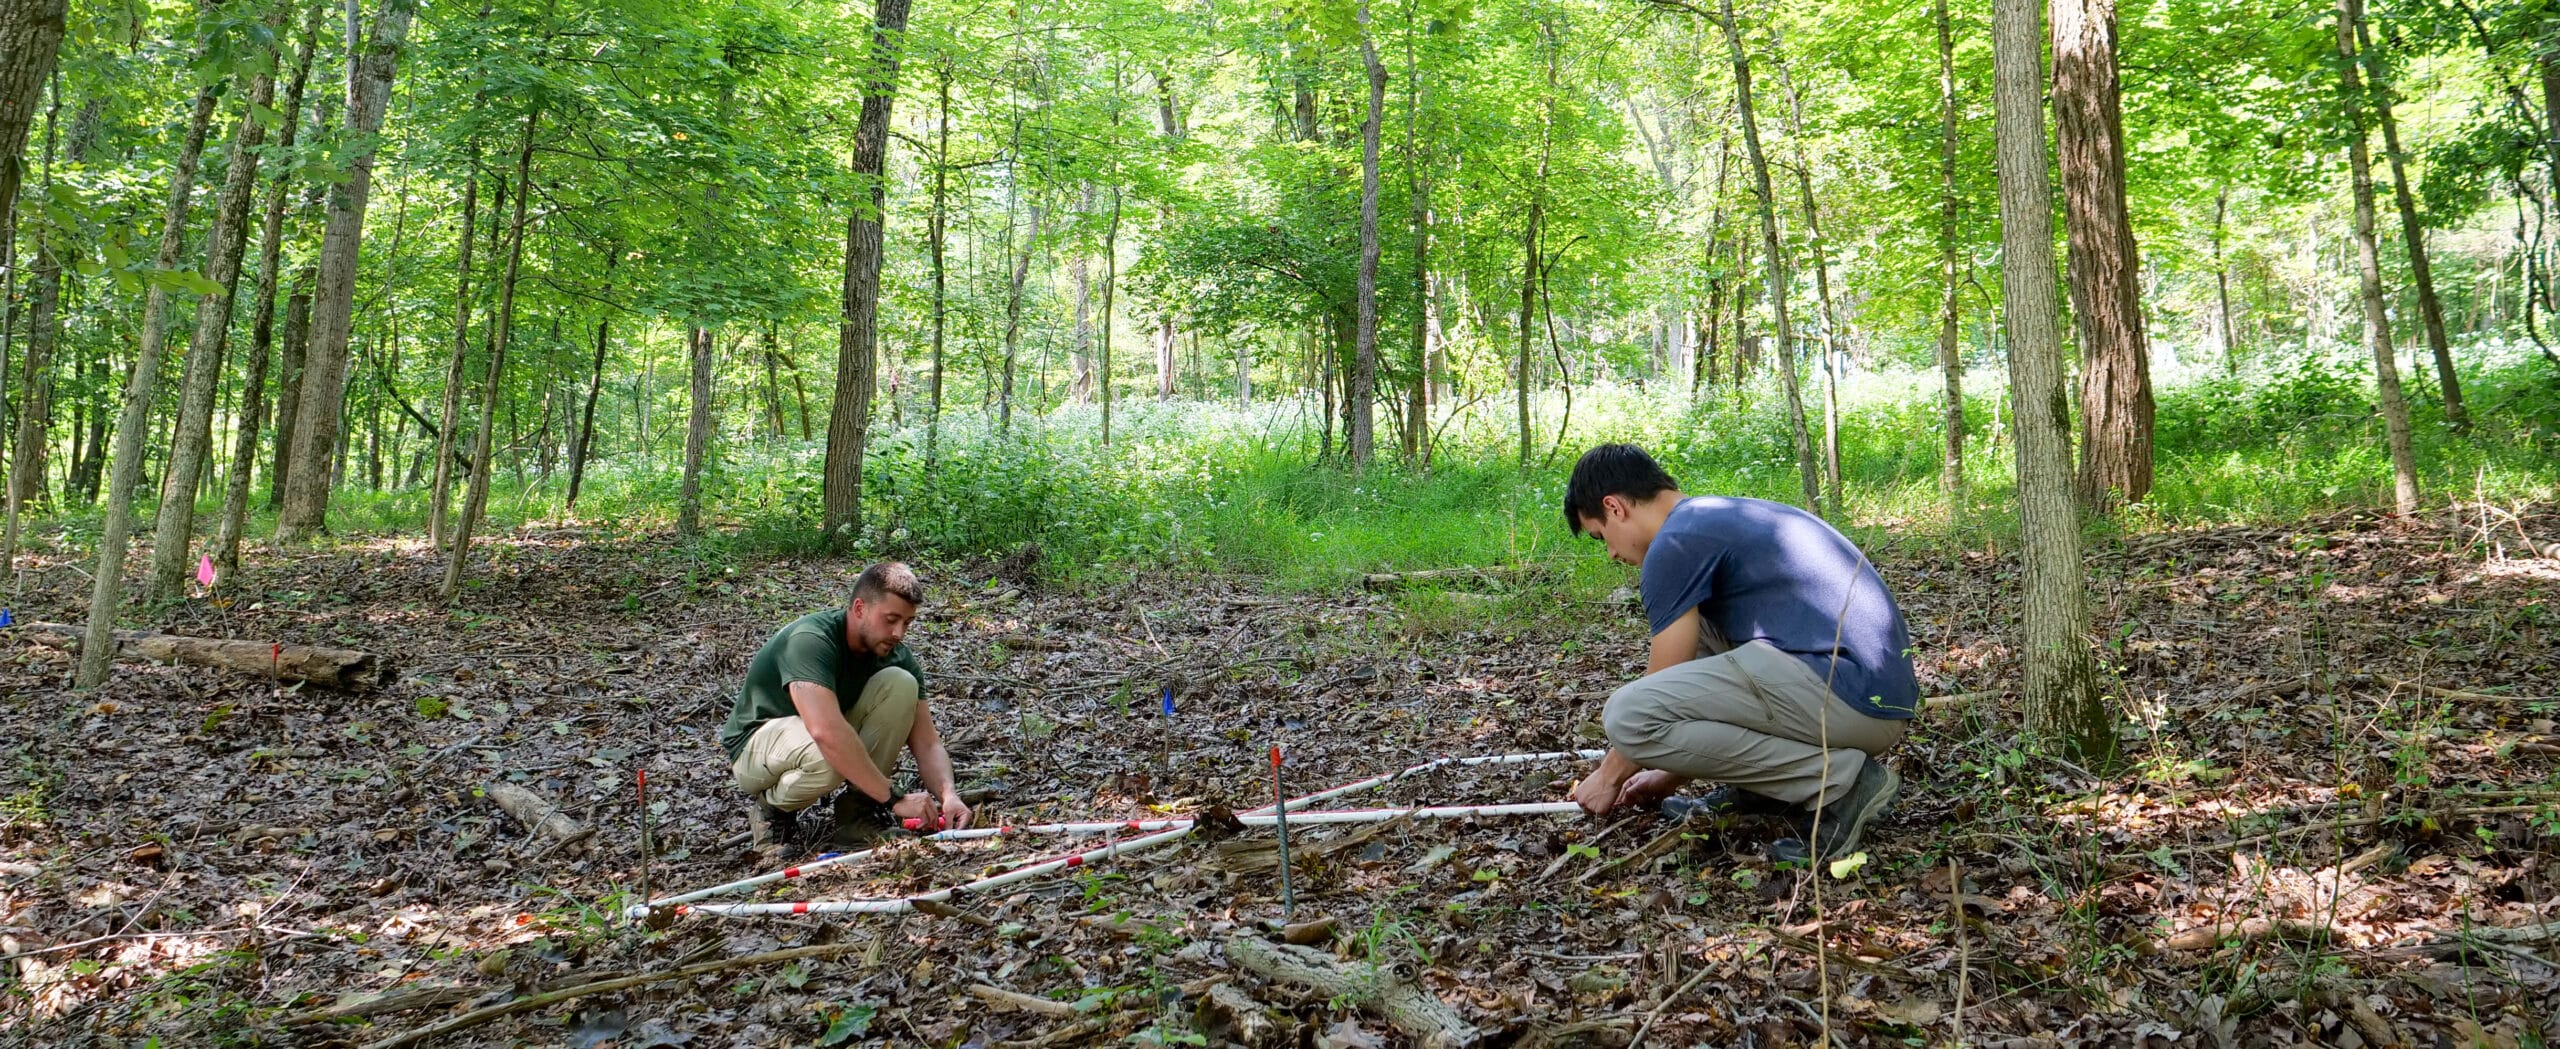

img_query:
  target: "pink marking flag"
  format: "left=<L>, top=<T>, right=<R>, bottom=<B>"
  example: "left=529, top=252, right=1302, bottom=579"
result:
left=197, top=555, right=216, bottom=589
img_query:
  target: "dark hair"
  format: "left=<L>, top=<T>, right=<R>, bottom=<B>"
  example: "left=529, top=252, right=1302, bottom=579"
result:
left=1563, top=444, right=1679, bottom=536
left=851, top=562, right=924, bottom=608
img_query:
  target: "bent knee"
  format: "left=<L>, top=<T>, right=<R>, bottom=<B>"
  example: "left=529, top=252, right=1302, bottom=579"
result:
left=1601, top=682, right=1658, bottom=750
left=869, top=666, right=918, bottom=701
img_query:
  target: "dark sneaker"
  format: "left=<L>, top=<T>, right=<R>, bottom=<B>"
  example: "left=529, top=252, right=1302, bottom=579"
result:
left=1769, top=761, right=1900, bottom=866
left=826, top=794, right=898, bottom=850
left=1661, top=784, right=1798, bottom=822
left=749, top=801, right=802, bottom=853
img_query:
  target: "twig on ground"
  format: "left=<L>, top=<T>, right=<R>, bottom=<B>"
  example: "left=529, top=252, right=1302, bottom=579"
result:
left=356, top=941, right=872, bottom=1049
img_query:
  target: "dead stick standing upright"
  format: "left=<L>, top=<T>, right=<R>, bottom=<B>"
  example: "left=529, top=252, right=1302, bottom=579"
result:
left=1271, top=745, right=1295, bottom=920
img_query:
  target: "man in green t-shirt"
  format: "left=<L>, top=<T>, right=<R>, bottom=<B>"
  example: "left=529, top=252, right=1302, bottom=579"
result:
left=719, top=562, right=972, bottom=853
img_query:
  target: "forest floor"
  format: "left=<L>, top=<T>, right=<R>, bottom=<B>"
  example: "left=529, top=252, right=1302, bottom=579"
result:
left=2, top=504, right=2557, bottom=1048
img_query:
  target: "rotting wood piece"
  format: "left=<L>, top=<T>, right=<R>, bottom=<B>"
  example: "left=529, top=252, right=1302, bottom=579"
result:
left=1226, top=937, right=1483, bottom=1048
left=11, top=621, right=393, bottom=689
left=1195, top=981, right=1289, bottom=1048
left=481, top=781, right=584, bottom=843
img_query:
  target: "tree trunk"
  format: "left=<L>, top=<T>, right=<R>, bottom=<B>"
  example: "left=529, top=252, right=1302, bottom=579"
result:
left=441, top=110, right=536, bottom=602
left=1517, top=21, right=1557, bottom=472
left=564, top=259, right=610, bottom=510
left=1936, top=0, right=1966, bottom=500
left=2355, top=16, right=2465, bottom=430
left=677, top=322, right=712, bottom=537
left=928, top=61, right=951, bottom=460
left=2212, top=188, right=2238, bottom=375
left=1717, top=0, right=1822, bottom=512
left=2052, top=0, right=2154, bottom=512
left=1101, top=185, right=1119, bottom=445
left=427, top=166, right=478, bottom=547
left=268, top=272, right=314, bottom=507
left=0, top=0, right=66, bottom=237
left=1768, top=36, right=1844, bottom=514
left=2335, top=0, right=2423, bottom=515
left=6, top=96, right=97, bottom=553
left=276, top=0, right=417, bottom=541
left=213, top=13, right=321, bottom=584
left=1992, top=0, right=2112, bottom=758
left=151, top=15, right=287, bottom=601
left=74, top=84, right=218, bottom=689
left=999, top=199, right=1042, bottom=436
left=821, top=0, right=912, bottom=542
left=1349, top=2, right=1386, bottom=467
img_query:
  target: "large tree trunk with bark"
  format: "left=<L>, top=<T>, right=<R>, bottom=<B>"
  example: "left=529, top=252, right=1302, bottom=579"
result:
left=427, top=166, right=478, bottom=548
left=74, top=85, right=219, bottom=689
left=1349, top=3, right=1386, bottom=466
left=151, top=13, right=287, bottom=601
left=1717, top=0, right=1822, bottom=512
left=1936, top=0, right=1966, bottom=500
left=213, top=13, right=321, bottom=584
left=2053, top=0, right=2154, bottom=512
left=821, top=0, right=912, bottom=542
left=0, top=0, right=66, bottom=237
left=2335, top=0, right=2423, bottom=515
left=2356, top=16, right=2465, bottom=430
left=277, top=0, right=417, bottom=541
left=1992, top=0, right=2113, bottom=758
left=440, top=111, right=536, bottom=602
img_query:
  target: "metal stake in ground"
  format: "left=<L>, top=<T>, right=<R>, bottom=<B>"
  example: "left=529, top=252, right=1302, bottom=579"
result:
left=1271, top=745, right=1294, bottom=921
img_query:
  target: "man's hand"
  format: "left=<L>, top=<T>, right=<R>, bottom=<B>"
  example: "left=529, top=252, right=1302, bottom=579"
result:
left=938, top=792, right=973, bottom=831
left=1614, top=769, right=1689, bottom=809
left=890, top=791, right=937, bottom=826
left=1571, top=773, right=1622, bottom=817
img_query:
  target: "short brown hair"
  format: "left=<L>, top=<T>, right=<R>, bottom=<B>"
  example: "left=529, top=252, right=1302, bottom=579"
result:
left=851, top=562, right=923, bottom=608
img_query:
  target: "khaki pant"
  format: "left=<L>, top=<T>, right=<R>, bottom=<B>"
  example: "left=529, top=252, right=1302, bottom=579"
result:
left=1602, top=635, right=1909, bottom=809
left=730, top=667, right=918, bottom=811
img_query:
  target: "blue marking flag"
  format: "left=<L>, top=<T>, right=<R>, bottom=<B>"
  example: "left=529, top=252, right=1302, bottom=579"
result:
left=1161, top=687, right=1175, bottom=716
left=0, top=608, right=11, bottom=628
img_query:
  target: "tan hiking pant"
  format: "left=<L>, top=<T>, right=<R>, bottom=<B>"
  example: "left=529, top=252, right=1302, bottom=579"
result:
left=1601, top=634, right=1909, bottom=809
left=730, top=667, right=918, bottom=811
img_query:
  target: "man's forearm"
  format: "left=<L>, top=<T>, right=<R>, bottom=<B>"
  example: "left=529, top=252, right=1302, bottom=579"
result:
left=916, top=740, right=957, bottom=798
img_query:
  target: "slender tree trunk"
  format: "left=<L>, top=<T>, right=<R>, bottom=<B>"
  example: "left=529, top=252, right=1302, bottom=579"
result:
left=212, top=13, right=320, bottom=583
left=1349, top=1, right=1386, bottom=466
left=427, top=166, right=478, bottom=547
left=0, top=0, right=66, bottom=237
left=2212, top=188, right=2238, bottom=375
left=2355, top=16, right=2465, bottom=430
left=2336, top=0, right=2422, bottom=514
left=927, top=61, right=951, bottom=460
left=151, top=16, right=287, bottom=600
left=1102, top=186, right=1119, bottom=445
left=1937, top=0, right=1966, bottom=500
left=75, top=84, right=217, bottom=688
left=1517, top=21, right=1558, bottom=471
left=1716, top=0, right=1822, bottom=511
left=821, top=0, right=912, bottom=541
left=677, top=323, right=712, bottom=537
left=1404, top=40, right=1430, bottom=465
left=277, top=0, right=417, bottom=541
left=1768, top=36, right=1845, bottom=513
left=7, top=96, right=95, bottom=548
left=999, top=201, right=1041, bottom=435
left=441, top=109, right=535, bottom=601
left=565, top=258, right=611, bottom=509
left=1992, top=0, right=2111, bottom=757
left=2052, top=0, right=2154, bottom=511
left=268, top=271, right=314, bottom=505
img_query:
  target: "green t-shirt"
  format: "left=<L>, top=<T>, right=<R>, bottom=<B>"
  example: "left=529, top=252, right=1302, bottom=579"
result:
left=718, top=608, right=926, bottom=761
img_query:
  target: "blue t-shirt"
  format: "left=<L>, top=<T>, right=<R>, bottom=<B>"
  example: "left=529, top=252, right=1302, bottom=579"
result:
left=1639, top=496, right=1919, bottom=719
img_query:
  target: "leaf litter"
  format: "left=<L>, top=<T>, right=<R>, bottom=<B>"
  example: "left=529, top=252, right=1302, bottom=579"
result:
left=0, top=504, right=2552, bottom=1046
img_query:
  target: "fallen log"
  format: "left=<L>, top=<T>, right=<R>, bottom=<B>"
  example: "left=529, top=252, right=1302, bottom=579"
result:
left=10, top=621, right=392, bottom=690
left=1226, top=937, right=1482, bottom=1048
left=481, top=782, right=584, bottom=844
left=2162, top=916, right=2337, bottom=952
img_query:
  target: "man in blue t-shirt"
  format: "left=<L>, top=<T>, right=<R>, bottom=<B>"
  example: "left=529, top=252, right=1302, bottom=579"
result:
left=1562, top=444, right=1918, bottom=864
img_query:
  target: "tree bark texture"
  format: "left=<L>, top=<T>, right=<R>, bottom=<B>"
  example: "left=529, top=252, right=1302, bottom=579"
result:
left=214, top=11, right=322, bottom=583
left=75, top=85, right=219, bottom=689
left=2052, top=0, right=2154, bottom=512
left=677, top=323, right=712, bottom=537
left=440, top=110, right=536, bottom=602
left=2335, top=0, right=2423, bottom=515
left=151, top=12, right=286, bottom=601
left=277, top=0, right=417, bottom=541
left=1992, top=0, right=2112, bottom=758
left=1349, top=2, right=1386, bottom=466
left=0, top=0, right=66, bottom=237
left=2355, top=16, right=2465, bottom=430
left=821, top=0, right=912, bottom=542
left=1718, top=0, right=1823, bottom=513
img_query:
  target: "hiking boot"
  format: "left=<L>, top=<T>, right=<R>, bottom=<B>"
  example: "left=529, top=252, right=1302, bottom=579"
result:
left=826, top=792, right=899, bottom=850
left=748, top=801, right=802, bottom=853
left=1661, top=784, right=1798, bottom=822
left=1769, top=761, right=1901, bottom=866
